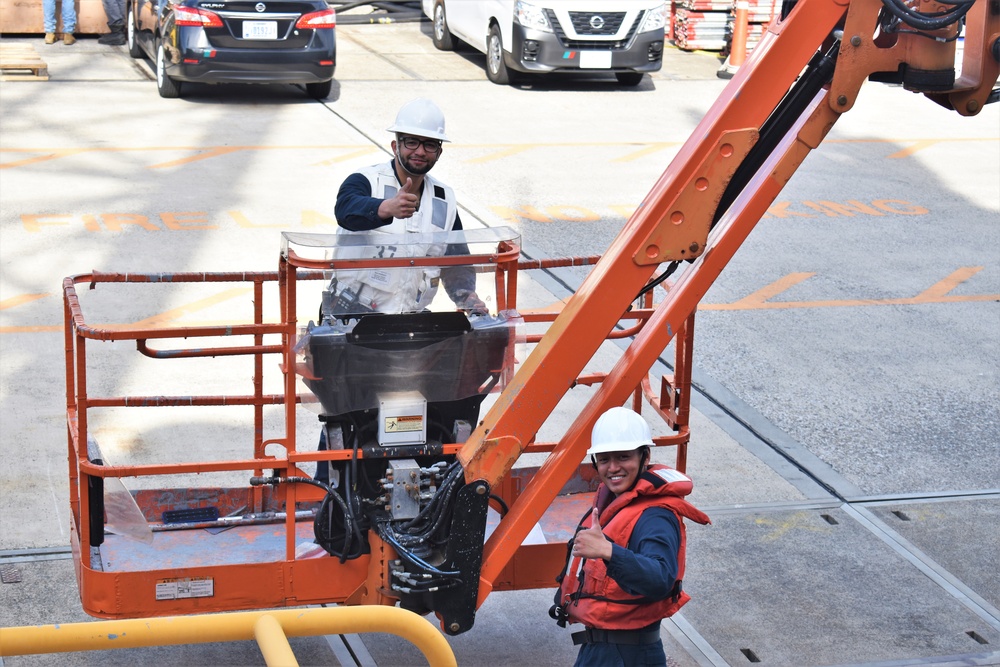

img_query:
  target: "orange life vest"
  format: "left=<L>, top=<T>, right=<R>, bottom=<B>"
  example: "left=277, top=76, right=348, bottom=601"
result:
left=554, top=465, right=710, bottom=630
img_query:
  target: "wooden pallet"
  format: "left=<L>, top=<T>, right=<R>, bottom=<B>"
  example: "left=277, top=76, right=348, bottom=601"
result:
left=0, top=43, right=49, bottom=81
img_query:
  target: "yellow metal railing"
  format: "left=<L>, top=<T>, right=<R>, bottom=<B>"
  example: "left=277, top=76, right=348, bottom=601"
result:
left=0, top=606, right=458, bottom=667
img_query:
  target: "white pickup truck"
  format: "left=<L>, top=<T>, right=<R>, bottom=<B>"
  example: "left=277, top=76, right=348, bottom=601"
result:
left=420, top=0, right=667, bottom=85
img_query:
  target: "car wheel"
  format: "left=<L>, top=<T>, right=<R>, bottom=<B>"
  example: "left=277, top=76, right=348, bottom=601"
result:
left=432, top=1, right=454, bottom=51
left=156, top=42, right=182, bottom=98
left=305, top=79, right=332, bottom=100
left=486, top=23, right=511, bottom=85
left=126, top=5, right=142, bottom=59
left=615, top=72, right=644, bottom=86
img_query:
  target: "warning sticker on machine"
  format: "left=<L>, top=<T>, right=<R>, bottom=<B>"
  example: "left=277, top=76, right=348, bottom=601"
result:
left=385, top=415, right=423, bottom=433
left=156, top=576, right=214, bottom=601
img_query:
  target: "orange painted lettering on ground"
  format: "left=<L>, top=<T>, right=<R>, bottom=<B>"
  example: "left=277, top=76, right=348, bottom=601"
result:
left=102, top=214, right=159, bottom=231
left=546, top=206, right=600, bottom=222
left=228, top=211, right=284, bottom=228
left=872, top=200, right=929, bottom=215
left=162, top=212, right=214, bottom=231
left=764, top=202, right=816, bottom=218
left=490, top=205, right=553, bottom=223
left=21, top=214, right=73, bottom=231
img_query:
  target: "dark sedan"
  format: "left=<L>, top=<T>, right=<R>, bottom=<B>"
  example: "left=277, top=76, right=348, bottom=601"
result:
left=127, top=0, right=336, bottom=99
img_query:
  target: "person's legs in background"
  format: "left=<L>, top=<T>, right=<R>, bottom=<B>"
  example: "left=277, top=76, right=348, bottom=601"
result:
left=43, top=0, right=76, bottom=44
left=43, top=0, right=57, bottom=43
left=97, top=0, right=126, bottom=46
left=61, top=0, right=76, bottom=44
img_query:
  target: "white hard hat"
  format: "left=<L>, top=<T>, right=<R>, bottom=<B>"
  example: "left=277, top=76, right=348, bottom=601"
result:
left=387, top=98, right=449, bottom=142
left=586, top=407, right=654, bottom=456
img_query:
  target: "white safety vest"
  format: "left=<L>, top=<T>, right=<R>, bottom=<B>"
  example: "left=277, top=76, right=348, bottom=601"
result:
left=333, top=162, right=460, bottom=313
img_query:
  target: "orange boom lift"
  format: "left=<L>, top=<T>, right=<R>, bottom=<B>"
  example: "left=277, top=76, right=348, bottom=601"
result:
left=62, top=0, right=997, bottom=635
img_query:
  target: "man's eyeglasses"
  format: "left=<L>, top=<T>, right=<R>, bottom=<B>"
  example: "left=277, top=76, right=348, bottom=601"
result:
left=399, top=136, right=442, bottom=154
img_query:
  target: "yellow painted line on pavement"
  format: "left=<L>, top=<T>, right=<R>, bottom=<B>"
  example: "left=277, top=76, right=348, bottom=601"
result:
left=613, top=142, right=681, bottom=162
left=0, top=146, right=378, bottom=170
left=0, top=293, right=49, bottom=310
left=2, top=269, right=995, bottom=334
left=147, top=146, right=246, bottom=169
left=719, top=272, right=815, bottom=309
left=916, top=265, right=982, bottom=298
left=703, top=267, right=996, bottom=311
left=0, top=325, right=59, bottom=333
left=0, top=148, right=88, bottom=169
left=885, top=137, right=996, bottom=158
left=0, top=288, right=252, bottom=334
left=464, top=145, right=533, bottom=164
left=313, top=146, right=381, bottom=166
left=126, top=287, right=253, bottom=328
left=753, top=512, right=832, bottom=541
left=2, top=137, right=995, bottom=170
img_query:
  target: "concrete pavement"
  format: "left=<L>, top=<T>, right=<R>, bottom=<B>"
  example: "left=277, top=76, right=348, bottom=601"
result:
left=1, top=18, right=998, bottom=667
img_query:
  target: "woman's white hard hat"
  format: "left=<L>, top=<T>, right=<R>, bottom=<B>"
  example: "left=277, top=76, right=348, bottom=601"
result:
left=586, top=406, right=654, bottom=456
left=387, top=98, right=449, bottom=142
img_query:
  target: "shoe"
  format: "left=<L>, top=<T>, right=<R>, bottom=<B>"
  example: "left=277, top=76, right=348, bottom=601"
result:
left=98, top=21, right=127, bottom=46
left=97, top=30, right=127, bottom=46
left=44, top=33, right=56, bottom=44
left=63, top=33, right=76, bottom=45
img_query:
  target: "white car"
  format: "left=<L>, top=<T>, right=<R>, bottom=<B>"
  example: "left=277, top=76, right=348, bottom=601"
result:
left=421, top=0, right=666, bottom=85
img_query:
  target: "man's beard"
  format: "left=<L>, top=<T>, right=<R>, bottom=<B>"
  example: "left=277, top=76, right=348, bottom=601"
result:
left=396, top=147, right=434, bottom=175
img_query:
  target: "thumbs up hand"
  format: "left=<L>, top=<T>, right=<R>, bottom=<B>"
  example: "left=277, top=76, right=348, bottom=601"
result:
left=379, top=177, right=420, bottom=220
left=572, top=508, right=613, bottom=561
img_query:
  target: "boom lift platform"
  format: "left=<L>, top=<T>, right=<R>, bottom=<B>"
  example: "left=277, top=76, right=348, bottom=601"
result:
left=63, top=0, right=997, bottom=636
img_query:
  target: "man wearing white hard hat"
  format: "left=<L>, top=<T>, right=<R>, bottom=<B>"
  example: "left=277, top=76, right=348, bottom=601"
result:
left=328, top=98, right=485, bottom=315
left=551, top=407, right=710, bottom=667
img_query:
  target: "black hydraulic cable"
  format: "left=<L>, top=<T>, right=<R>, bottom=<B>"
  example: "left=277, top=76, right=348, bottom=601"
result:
left=880, top=0, right=973, bottom=31
left=401, top=461, right=462, bottom=530
left=254, top=475, right=357, bottom=562
left=395, top=468, right=463, bottom=545
left=713, top=41, right=841, bottom=230
left=421, top=488, right=460, bottom=544
left=343, top=454, right=366, bottom=550
left=634, top=262, right=679, bottom=302
left=635, top=31, right=841, bottom=303
left=634, top=42, right=843, bottom=310
left=489, top=494, right=509, bottom=517
left=378, top=524, right=461, bottom=577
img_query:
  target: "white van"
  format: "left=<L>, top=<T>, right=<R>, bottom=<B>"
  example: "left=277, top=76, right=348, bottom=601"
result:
left=420, top=1, right=667, bottom=85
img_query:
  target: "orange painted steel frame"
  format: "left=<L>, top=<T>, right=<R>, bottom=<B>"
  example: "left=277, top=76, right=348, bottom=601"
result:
left=459, top=0, right=998, bottom=603
left=62, top=239, right=690, bottom=618
left=62, top=0, right=997, bottom=625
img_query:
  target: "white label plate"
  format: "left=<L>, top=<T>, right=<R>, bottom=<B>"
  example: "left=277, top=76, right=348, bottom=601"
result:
left=243, top=20, right=277, bottom=40
left=156, top=576, right=215, bottom=600
left=579, top=51, right=612, bottom=69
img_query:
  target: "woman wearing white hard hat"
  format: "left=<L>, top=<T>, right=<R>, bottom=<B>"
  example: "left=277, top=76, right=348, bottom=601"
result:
left=551, top=407, right=710, bottom=667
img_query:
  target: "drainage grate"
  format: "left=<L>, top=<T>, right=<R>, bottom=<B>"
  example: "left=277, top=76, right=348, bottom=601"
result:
left=891, top=510, right=911, bottom=521
left=821, top=513, right=839, bottom=525
left=967, top=630, right=990, bottom=645
left=740, top=648, right=762, bottom=662
left=1, top=564, right=23, bottom=583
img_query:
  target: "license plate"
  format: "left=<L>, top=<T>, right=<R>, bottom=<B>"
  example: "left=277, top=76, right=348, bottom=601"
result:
left=579, top=51, right=612, bottom=69
left=243, top=20, right=277, bottom=40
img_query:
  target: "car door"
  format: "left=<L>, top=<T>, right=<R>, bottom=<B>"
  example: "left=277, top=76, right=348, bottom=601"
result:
left=447, top=0, right=506, bottom=53
left=136, top=0, right=156, bottom=52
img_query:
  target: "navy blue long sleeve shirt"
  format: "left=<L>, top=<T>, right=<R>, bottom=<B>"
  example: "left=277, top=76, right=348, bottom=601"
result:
left=605, top=507, right=681, bottom=600
left=333, top=164, right=476, bottom=300
left=334, top=166, right=465, bottom=232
